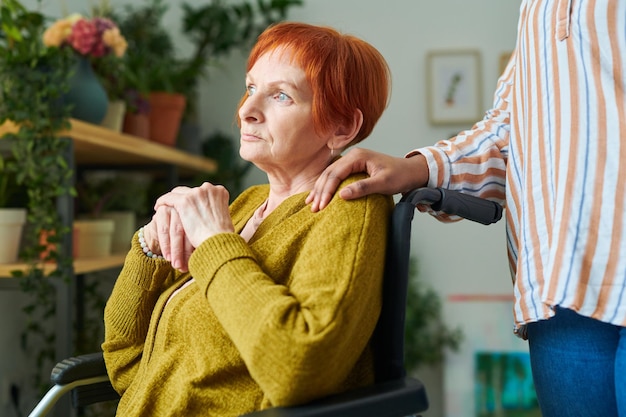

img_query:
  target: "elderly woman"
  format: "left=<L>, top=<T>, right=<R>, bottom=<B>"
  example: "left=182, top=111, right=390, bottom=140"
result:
left=102, top=22, right=392, bottom=416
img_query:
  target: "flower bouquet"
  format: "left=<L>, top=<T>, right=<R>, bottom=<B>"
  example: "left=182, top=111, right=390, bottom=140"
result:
left=43, top=14, right=127, bottom=58
left=42, top=14, right=128, bottom=125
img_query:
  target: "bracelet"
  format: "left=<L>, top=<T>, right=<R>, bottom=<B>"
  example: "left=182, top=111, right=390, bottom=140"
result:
left=138, top=227, right=164, bottom=260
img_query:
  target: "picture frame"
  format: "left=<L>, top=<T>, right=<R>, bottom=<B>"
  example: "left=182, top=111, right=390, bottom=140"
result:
left=426, top=50, right=482, bottom=125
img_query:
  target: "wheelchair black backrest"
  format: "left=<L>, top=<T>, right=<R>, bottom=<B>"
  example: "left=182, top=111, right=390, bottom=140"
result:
left=371, top=188, right=503, bottom=383
left=371, top=198, right=415, bottom=383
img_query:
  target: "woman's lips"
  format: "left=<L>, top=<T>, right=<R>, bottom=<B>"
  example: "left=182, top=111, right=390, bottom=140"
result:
left=241, top=132, right=262, bottom=141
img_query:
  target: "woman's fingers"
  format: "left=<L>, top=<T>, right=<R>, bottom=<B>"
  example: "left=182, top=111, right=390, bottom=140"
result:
left=166, top=208, right=187, bottom=269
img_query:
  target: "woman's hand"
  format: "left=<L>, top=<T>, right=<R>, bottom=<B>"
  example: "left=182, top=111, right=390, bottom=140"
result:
left=153, top=183, right=235, bottom=270
left=306, top=148, right=430, bottom=211
left=143, top=205, right=194, bottom=272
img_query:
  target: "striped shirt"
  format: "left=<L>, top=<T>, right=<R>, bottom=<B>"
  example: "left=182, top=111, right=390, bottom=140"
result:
left=415, top=0, right=626, bottom=336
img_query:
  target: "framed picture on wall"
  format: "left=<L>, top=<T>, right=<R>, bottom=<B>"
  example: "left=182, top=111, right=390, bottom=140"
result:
left=426, top=50, right=482, bottom=125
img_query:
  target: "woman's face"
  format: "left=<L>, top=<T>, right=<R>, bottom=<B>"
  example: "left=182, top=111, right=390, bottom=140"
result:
left=238, top=49, right=332, bottom=181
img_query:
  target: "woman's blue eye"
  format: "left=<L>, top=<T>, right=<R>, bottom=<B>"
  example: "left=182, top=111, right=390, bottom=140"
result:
left=277, top=92, right=290, bottom=101
left=247, top=86, right=256, bottom=96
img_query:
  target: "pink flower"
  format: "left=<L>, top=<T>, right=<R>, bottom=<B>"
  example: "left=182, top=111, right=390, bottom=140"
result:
left=42, top=15, right=127, bottom=58
left=66, top=19, right=99, bottom=55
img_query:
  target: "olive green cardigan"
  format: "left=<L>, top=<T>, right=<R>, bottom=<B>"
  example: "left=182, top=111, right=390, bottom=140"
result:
left=102, top=175, right=393, bottom=416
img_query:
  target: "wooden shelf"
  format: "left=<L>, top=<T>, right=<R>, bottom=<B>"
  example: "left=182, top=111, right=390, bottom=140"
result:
left=0, top=119, right=217, bottom=176
left=0, top=119, right=218, bottom=278
left=0, top=253, right=127, bottom=278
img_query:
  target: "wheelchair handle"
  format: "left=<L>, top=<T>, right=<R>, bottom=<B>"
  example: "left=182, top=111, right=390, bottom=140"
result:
left=401, top=187, right=503, bottom=225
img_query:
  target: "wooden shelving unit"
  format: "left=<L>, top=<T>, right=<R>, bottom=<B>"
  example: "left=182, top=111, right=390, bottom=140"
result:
left=0, top=253, right=128, bottom=277
left=0, top=119, right=217, bottom=175
left=0, top=119, right=217, bottom=276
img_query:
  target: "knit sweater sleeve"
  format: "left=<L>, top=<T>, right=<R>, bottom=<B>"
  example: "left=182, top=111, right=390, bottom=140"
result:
left=189, top=183, right=392, bottom=407
left=101, top=231, right=184, bottom=395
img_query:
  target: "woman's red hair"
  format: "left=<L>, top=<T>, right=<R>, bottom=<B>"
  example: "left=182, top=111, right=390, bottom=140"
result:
left=237, top=22, right=391, bottom=145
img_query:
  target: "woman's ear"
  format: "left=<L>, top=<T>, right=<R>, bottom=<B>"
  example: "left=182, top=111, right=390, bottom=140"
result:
left=329, top=109, right=363, bottom=150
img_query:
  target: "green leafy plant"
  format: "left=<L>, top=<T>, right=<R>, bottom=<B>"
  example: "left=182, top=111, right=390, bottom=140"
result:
left=0, top=0, right=76, bottom=392
left=111, top=0, right=303, bottom=120
left=107, top=0, right=175, bottom=96
left=404, top=256, right=463, bottom=370
left=0, top=156, right=27, bottom=208
left=176, top=0, right=303, bottom=119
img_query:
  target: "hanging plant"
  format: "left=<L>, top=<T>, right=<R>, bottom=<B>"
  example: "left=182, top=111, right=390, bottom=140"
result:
left=0, top=0, right=76, bottom=392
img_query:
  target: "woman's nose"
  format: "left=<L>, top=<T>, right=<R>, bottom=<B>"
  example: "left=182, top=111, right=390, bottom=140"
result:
left=239, top=95, right=263, bottom=123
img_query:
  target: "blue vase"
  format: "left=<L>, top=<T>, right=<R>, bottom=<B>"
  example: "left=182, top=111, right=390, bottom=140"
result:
left=64, top=57, right=109, bottom=124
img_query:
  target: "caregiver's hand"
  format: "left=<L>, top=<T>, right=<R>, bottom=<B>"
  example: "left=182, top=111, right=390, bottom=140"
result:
left=306, top=148, right=430, bottom=211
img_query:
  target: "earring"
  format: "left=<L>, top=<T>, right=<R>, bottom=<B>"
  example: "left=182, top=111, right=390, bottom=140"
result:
left=330, top=146, right=335, bottom=158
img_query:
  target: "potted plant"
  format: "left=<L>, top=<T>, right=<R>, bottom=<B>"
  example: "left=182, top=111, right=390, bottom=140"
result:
left=76, top=171, right=151, bottom=254
left=121, top=88, right=151, bottom=139
left=92, top=53, right=128, bottom=131
left=111, top=0, right=302, bottom=149
left=41, top=12, right=128, bottom=125
left=0, top=156, right=28, bottom=263
left=110, top=0, right=186, bottom=146
left=0, top=0, right=77, bottom=392
left=90, top=0, right=130, bottom=131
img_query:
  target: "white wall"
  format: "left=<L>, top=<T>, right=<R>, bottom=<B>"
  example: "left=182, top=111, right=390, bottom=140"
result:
left=1, top=1, right=522, bottom=416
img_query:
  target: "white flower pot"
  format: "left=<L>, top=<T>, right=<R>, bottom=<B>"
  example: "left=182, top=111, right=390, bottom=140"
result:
left=73, top=218, right=115, bottom=258
left=0, top=208, right=27, bottom=263
left=100, top=211, right=136, bottom=253
left=100, top=100, right=127, bottom=132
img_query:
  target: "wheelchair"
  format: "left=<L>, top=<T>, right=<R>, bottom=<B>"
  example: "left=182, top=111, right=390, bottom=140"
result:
left=28, top=187, right=503, bottom=417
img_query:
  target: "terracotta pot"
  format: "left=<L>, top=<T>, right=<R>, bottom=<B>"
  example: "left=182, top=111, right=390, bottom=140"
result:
left=123, top=112, right=150, bottom=140
left=148, top=92, right=186, bottom=147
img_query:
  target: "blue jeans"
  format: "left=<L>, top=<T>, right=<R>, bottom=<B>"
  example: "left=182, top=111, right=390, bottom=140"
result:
left=526, top=306, right=626, bottom=417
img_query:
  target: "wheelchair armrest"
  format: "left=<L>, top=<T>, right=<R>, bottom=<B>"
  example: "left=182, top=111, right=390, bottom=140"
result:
left=242, top=377, right=428, bottom=417
left=51, top=352, right=108, bottom=384
left=28, top=352, right=118, bottom=417
left=52, top=352, right=119, bottom=409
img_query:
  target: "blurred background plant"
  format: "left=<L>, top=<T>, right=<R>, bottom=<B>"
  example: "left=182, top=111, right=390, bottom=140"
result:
left=75, top=172, right=150, bottom=220
left=404, top=257, right=464, bottom=371
left=0, top=0, right=76, bottom=394
left=107, top=0, right=302, bottom=121
left=42, top=7, right=128, bottom=104
left=0, top=156, right=27, bottom=208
